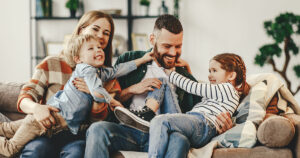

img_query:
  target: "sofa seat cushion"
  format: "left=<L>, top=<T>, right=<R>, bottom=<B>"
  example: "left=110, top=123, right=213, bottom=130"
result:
left=257, top=115, right=295, bottom=147
left=212, top=146, right=292, bottom=158
left=111, top=146, right=292, bottom=158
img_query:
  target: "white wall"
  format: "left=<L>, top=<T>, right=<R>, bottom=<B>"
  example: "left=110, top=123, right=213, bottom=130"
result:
left=180, top=0, right=300, bottom=103
left=0, top=0, right=299, bottom=102
left=0, top=0, right=30, bottom=82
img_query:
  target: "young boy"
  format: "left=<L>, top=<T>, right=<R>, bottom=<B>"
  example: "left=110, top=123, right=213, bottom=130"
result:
left=0, top=34, right=153, bottom=157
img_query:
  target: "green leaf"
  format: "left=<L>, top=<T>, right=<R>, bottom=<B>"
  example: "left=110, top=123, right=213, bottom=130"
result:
left=294, top=65, right=300, bottom=78
left=287, top=39, right=299, bottom=55
left=66, top=0, right=78, bottom=10
left=140, top=0, right=150, bottom=6
left=259, top=44, right=282, bottom=57
left=254, top=54, right=267, bottom=66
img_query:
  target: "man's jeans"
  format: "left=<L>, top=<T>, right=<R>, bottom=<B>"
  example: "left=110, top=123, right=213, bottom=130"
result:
left=85, top=121, right=190, bottom=158
left=20, top=130, right=85, bottom=158
left=148, top=112, right=217, bottom=158
left=85, top=78, right=186, bottom=158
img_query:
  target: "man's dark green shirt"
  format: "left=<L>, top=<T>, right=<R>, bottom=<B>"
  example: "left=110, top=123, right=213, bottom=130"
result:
left=115, top=50, right=201, bottom=113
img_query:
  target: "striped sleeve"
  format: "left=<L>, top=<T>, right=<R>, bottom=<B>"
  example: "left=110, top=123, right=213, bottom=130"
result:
left=169, top=71, right=216, bottom=99
left=169, top=71, right=239, bottom=103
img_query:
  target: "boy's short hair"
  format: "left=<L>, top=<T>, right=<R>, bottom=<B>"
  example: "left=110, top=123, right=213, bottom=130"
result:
left=64, top=34, right=98, bottom=68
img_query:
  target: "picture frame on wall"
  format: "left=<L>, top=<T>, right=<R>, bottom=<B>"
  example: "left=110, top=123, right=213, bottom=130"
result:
left=131, top=33, right=150, bottom=51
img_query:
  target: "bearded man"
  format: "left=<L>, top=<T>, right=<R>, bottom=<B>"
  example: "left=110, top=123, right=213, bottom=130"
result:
left=84, top=14, right=232, bottom=158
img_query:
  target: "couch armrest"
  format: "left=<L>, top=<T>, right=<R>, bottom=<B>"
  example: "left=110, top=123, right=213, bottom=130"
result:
left=285, top=113, right=300, bottom=158
left=0, top=82, right=23, bottom=113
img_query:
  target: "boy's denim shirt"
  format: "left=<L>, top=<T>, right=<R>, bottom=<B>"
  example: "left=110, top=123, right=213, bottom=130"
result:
left=47, top=61, right=137, bottom=134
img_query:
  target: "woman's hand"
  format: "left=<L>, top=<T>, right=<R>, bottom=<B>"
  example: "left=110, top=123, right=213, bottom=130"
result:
left=73, top=78, right=90, bottom=94
left=33, top=104, right=60, bottom=129
left=215, top=112, right=233, bottom=134
left=109, top=98, right=123, bottom=111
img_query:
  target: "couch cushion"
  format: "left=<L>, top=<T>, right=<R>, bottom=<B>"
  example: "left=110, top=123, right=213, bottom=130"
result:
left=111, top=146, right=293, bottom=158
left=212, top=146, right=292, bottom=158
left=212, top=120, right=257, bottom=148
left=257, top=115, right=295, bottom=147
left=0, top=82, right=24, bottom=113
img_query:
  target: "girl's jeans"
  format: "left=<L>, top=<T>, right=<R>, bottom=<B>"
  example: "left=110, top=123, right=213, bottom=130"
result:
left=146, top=78, right=181, bottom=114
left=148, top=112, right=217, bottom=158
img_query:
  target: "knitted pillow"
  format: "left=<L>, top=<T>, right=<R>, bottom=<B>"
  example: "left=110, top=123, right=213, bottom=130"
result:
left=257, top=115, right=295, bottom=147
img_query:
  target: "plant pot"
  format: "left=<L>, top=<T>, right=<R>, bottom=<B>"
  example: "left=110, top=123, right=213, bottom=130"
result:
left=70, top=9, right=76, bottom=18
left=140, top=5, right=149, bottom=16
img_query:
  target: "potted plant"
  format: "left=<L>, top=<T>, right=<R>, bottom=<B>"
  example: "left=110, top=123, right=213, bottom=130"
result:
left=255, top=12, right=300, bottom=95
left=139, top=0, right=150, bottom=16
left=65, top=0, right=79, bottom=18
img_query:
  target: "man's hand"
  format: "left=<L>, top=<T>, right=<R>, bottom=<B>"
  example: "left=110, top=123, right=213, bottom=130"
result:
left=129, top=78, right=162, bottom=94
left=73, top=78, right=90, bottom=94
left=110, top=98, right=123, bottom=111
left=33, top=104, right=60, bottom=129
left=215, top=112, right=233, bottom=134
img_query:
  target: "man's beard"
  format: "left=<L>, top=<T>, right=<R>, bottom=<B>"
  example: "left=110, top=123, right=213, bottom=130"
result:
left=153, top=44, right=179, bottom=69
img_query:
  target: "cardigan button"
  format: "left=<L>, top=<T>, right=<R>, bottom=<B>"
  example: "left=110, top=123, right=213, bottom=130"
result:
left=143, top=70, right=146, bottom=73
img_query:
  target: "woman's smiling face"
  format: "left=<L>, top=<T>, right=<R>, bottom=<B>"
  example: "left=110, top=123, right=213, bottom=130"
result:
left=80, top=18, right=111, bottom=50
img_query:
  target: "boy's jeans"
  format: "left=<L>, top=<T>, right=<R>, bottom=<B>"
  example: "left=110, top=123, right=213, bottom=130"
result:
left=148, top=112, right=217, bottom=158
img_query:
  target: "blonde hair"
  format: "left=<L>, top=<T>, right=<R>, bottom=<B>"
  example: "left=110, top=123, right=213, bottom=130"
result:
left=63, top=10, right=114, bottom=67
left=64, top=34, right=99, bottom=68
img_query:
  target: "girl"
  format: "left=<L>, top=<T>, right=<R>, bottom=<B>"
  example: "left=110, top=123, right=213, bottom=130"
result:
left=148, top=53, right=250, bottom=158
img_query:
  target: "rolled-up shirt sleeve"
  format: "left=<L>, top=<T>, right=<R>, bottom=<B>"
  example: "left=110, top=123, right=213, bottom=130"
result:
left=99, top=60, right=137, bottom=82
left=79, top=64, right=112, bottom=103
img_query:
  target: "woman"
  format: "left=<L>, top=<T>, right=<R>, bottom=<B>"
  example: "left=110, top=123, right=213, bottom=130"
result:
left=16, top=10, right=115, bottom=158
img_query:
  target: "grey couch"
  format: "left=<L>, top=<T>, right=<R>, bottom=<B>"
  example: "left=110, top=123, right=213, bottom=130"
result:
left=0, top=82, right=300, bottom=158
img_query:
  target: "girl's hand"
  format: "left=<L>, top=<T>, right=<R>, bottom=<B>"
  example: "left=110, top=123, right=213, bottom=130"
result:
left=33, top=104, right=60, bottom=129
left=110, top=98, right=124, bottom=111
left=215, top=112, right=233, bottom=134
left=73, top=78, right=90, bottom=94
left=175, top=58, right=189, bottom=67
left=164, top=67, right=175, bottom=76
left=175, top=58, right=192, bottom=74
